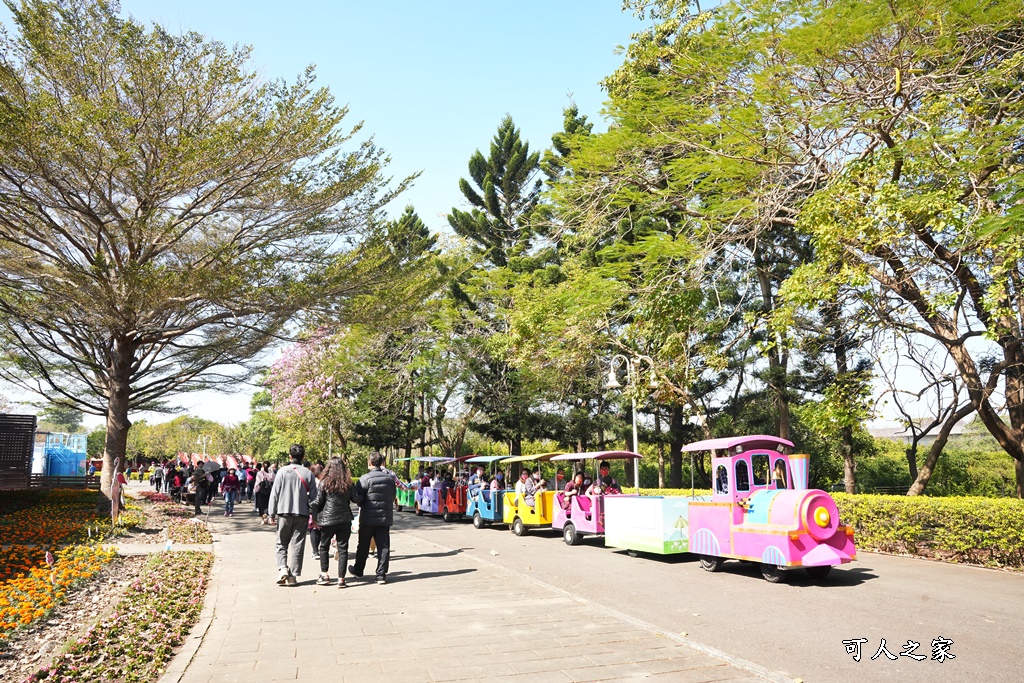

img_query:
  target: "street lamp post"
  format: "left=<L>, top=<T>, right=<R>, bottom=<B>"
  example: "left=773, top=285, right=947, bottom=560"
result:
left=196, top=434, right=212, bottom=460
left=606, top=354, right=657, bottom=493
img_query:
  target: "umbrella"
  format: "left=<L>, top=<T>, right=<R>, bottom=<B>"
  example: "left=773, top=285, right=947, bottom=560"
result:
left=202, top=460, right=221, bottom=474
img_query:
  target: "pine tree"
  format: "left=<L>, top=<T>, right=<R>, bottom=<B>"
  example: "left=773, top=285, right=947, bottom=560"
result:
left=448, top=116, right=541, bottom=268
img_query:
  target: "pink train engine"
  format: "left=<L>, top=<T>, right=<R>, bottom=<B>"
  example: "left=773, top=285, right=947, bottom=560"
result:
left=685, top=435, right=856, bottom=582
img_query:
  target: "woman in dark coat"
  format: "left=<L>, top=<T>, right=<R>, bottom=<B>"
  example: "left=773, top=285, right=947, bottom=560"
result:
left=308, top=458, right=355, bottom=586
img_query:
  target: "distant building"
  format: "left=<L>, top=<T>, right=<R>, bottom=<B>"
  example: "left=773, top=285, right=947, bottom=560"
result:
left=866, top=419, right=970, bottom=447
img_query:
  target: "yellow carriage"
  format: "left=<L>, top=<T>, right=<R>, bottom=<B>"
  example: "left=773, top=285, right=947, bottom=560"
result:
left=499, top=452, right=562, bottom=536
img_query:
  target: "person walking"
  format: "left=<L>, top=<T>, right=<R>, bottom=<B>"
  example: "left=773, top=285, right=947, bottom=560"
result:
left=309, top=458, right=355, bottom=587
left=349, top=451, right=396, bottom=585
left=308, top=462, right=324, bottom=561
left=152, top=462, right=163, bottom=492
left=254, top=463, right=274, bottom=523
left=268, top=445, right=317, bottom=586
left=245, top=463, right=257, bottom=502
left=193, top=463, right=211, bottom=517
left=221, top=467, right=241, bottom=516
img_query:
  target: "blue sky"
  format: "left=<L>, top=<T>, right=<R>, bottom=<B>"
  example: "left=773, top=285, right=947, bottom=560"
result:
left=122, top=0, right=648, bottom=236
left=2, top=1, right=649, bottom=427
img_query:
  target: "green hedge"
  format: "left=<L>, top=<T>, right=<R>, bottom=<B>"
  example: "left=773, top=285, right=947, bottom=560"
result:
left=833, top=493, right=1024, bottom=570
left=638, top=488, right=1024, bottom=570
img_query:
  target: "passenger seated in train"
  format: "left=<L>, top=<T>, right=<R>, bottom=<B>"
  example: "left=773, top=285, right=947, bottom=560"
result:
left=490, top=470, right=505, bottom=491
left=596, top=461, right=621, bottom=494
left=773, top=460, right=788, bottom=489
left=532, top=468, right=548, bottom=493
left=469, top=466, right=485, bottom=496
left=715, top=464, right=729, bottom=495
left=515, top=469, right=537, bottom=507
left=561, top=472, right=585, bottom=510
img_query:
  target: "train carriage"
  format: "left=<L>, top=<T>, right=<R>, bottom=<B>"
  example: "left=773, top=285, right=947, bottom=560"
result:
left=464, top=455, right=509, bottom=528
left=500, top=452, right=562, bottom=535
left=604, top=435, right=856, bottom=582
left=549, top=450, right=641, bottom=545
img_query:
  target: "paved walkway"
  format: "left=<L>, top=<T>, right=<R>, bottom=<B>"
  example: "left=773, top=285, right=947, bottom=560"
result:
left=155, top=497, right=785, bottom=683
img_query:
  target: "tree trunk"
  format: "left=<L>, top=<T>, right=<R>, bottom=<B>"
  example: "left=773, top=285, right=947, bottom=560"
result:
left=754, top=245, right=791, bottom=441
left=908, top=403, right=975, bottom=495
left=419, top=392, right=427, bottom=460
left=510, top=434, right=522, bottom=480
left=841, top=425, right=855, bottom=494
left=655, top=407, right=665, bottom=488
left=944, top=338, right=1024, bottom=497
left=99, top=339, right=134, bottom=513
left=1017, top=459, right=1024, bottom=499
left=829, top=304, right=856, bottom=494
left=668, top=405, right=683, bottom=488
left=402, top=426, right=412, bottom=481
left=905, top=444, right=919, bottom=481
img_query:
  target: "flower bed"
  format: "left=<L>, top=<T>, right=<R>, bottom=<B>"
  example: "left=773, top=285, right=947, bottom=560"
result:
left=25, top=550, right=214, bottom=683
left=166, top=518, right=213, bottom=544
left=137, top=491, right=172, bottom=503
left=0, top=544, right=116, bottom=644
left=0, top=490, right=147, bottom=644
left=0, top=490, right=106, bottom=546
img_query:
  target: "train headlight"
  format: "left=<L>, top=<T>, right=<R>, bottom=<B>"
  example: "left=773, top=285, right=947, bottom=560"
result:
left=814, top=506, right=831, bottom=528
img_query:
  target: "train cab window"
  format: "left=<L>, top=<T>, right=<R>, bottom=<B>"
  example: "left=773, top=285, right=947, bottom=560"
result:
left=772, top=459, right=789, bottom=489
left=735, top=460, right=750, bottom=492
left=715, top=465, right=729, bottom=494
left=751, top=454, right=769, bottom=486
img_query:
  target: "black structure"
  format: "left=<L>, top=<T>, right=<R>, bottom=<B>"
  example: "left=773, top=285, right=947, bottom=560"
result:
left=0, top=413, right=37, bottom=489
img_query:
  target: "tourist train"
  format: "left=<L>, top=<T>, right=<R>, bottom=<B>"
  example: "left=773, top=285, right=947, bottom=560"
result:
left=400, top=435, right=857, bottom=583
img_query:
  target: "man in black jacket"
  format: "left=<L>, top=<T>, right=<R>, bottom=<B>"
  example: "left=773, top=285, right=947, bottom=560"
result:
left=349, top=451, right=396, bottom=584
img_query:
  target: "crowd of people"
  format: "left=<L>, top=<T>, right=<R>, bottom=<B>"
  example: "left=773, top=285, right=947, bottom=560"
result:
left=142, top=459, right=277, bottom=518
left=131, top=452, right=625, bottom=588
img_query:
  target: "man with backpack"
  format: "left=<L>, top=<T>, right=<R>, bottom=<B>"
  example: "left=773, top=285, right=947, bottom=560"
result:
left=269, top=445, right=318, bottom=586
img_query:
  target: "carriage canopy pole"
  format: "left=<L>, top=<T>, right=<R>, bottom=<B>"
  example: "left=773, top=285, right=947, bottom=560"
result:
left=691, top=453, right=695, bottom=499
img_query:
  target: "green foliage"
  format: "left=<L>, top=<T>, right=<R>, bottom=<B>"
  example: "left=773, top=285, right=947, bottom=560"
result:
left=835, top=493, right=1024, bottom=569
left=38, top=406, right=84, bottom=433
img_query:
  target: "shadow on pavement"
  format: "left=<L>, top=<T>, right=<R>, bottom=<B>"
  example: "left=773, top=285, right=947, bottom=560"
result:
left=393, top=548, right=471, bottom=560
left=385, top=568, right=476, bottom=582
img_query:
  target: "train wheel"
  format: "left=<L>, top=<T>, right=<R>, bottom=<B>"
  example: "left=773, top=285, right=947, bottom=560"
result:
left=473, top=512, right=483, bottom=529
left=512, top=517, right=525, bottom=536
left=563, top=523, right=580, bottom=546
left=761, top=563, right=785, bottom=583
left=699, top=555, right=724, bottom=572
left=442, top=509, right=452, bottom=523
left=805, top=565, right=832, bottom=581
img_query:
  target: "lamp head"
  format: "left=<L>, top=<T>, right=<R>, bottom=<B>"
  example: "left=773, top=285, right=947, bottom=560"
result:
left=605, top=367, right=622, bottom=389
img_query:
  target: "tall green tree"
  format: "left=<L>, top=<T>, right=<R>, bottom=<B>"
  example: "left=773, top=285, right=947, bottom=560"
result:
left=446, top=116, right=547, bottom=460
left=773, top=0, right=1024, bottom=496
left=448, top=115, right=542, bottom=268
left=0, top=0, right=405, bottom=506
